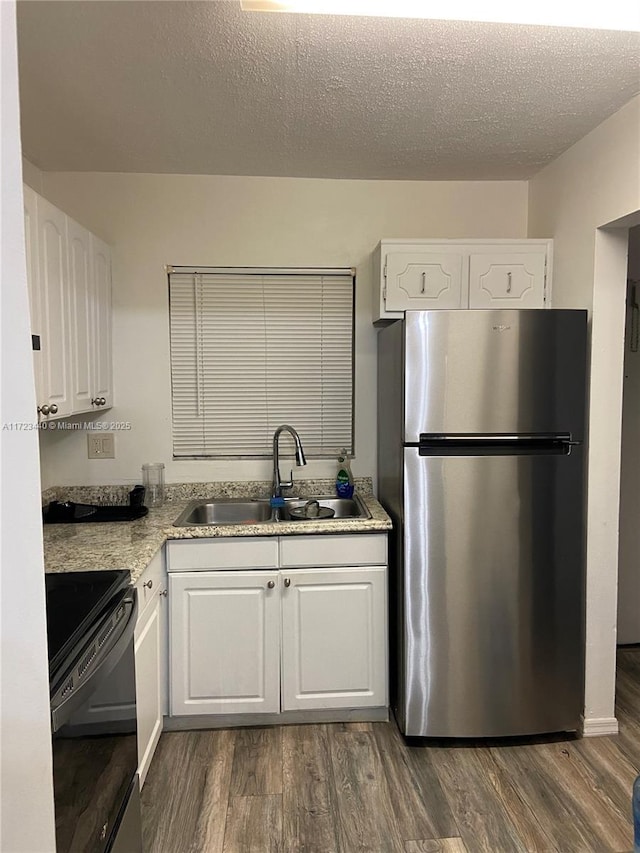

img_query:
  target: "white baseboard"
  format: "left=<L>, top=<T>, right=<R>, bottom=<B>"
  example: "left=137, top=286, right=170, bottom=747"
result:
left=164, top=705, right=389, bottom=731
left=580, top=714, right=619, bottom=737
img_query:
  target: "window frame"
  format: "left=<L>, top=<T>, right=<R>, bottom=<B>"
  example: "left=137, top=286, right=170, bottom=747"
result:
left=167, top=266, right=356, bottom=460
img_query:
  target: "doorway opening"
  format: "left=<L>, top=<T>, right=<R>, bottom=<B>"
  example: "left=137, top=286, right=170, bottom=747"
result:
left=616, top=223, right=640, bottom=727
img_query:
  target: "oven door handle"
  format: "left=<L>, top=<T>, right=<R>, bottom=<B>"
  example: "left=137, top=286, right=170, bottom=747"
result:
left=51, top=589, right=138, bottom=733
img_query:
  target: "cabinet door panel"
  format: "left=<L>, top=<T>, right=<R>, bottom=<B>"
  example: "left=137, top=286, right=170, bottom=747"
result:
left=37, top=197, right=71, bottom=416
left=468, top=252, right=546, bottom=308
left=67, top=218, right=93, bottom=413
left=23, top=186, right=44, bottom=402
left=281, top=567, right=387, bottom=711
left=170, top=571, right=280, bottom=716
left=135, top=598, right=162, bottom=787
left=167, top=537, right=278, bottom=571
left=385, top=252, right=464, bottom=311
left=280, top=534, right=387, bottom=568
left=91, top=236, right=113, bottom=408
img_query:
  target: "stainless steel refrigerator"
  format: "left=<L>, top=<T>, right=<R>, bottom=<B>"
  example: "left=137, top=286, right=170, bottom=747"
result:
left=377, top=310, right=587, bottom=738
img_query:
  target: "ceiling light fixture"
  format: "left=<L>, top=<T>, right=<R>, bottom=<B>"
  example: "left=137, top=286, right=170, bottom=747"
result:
left=240, top=1, right=640, bottom=31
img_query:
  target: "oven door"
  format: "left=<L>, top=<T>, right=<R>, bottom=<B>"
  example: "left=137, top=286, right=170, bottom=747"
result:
left=51, top=589, right=142, bottom=853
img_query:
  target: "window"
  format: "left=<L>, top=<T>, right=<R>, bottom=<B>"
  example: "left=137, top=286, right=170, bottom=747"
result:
left=168, top=267, right=354, bottom=458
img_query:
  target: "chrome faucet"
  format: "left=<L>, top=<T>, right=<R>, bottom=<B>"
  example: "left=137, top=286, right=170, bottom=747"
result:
left=271, top=425, right=307, bottom=500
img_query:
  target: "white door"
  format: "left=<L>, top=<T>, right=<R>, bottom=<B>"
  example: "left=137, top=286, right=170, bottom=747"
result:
left=135, top=597, right=163, bottom=787
left=468, top=252, right=547, bottom=308
left=169, top=571, right=280, bottom=716
left=91, top=235, right=113, bottom=409
left=385, top=251, right=465, bottom=311
left=67, top=218, right=93, bottom=413
left=37, top=196, right=71, bottom=417
left=281, top=567, right=387, bottom=711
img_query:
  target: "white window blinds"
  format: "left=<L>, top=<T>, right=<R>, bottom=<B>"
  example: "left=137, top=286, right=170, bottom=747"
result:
left=169, top=268, right=354, bottom=458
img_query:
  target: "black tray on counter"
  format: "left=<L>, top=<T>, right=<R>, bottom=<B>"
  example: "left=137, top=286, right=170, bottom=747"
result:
left=43, top=486, right=148, bottom=524
left=43, top=503, right=149, bottom=524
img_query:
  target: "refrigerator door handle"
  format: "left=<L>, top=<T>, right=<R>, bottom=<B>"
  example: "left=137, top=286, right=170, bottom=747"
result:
left=416, top=433, right=579, bottom=456
left=418, top=432, right=574, bottom=443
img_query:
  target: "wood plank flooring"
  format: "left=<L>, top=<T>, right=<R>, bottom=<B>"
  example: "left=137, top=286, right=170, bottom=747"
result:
left=141, top=648, right=640, bottom=852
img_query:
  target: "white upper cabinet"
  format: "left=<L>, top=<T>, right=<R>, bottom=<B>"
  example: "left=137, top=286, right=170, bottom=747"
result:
left=91, top=235, right=113, bottom=409
left=384, top=250, right=465, bottom=311
left=23, top=187, right=114, bottom=418
left=36, top=195, right=72, bottom=418
left=67, top=218, right=93, bottom=413
left=373, top=239, right=552, bottom=323
left=23, top=185, right=44, bottom=405
left=468, top=250, right=548, bottom=308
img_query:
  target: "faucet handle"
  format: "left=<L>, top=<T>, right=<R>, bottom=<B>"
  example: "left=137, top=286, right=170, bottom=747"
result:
left=280, top=470, right=294, bottom=490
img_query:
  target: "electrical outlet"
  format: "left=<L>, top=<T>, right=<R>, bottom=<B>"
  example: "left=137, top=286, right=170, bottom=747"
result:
left=87, top=432, right=115, bottom=459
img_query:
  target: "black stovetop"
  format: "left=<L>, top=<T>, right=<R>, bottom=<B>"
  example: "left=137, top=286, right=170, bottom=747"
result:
left=45, top=570, right=131, bottom=677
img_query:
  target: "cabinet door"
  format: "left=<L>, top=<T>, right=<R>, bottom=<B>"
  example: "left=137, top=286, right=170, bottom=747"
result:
left=91, top=235, right=113, bottom=409
left=37, top=196, right=72, bottom=417
left=170, top=571, right=280, bottom=716
left=468, top=252, right=547, bottom=308
left=281, top=566, right=387, bottom=711
left=385, top=251, right=464, bottom=311
left=23, top=186, right=44, bottom=404
left=135, top=595, right=163, bottom=787
left=67, top=218, right=94, bottom=413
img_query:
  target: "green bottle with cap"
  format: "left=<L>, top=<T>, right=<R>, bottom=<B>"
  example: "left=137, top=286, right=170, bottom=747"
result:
left=336, top=448, right=354, bottom=498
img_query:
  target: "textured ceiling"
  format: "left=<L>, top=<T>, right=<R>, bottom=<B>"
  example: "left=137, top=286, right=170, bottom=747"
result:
left=16, top=0, right=640, bottom=180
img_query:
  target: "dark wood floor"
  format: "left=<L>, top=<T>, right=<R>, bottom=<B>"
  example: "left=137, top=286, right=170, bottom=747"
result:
left=141, top=648, right=640, bottom=852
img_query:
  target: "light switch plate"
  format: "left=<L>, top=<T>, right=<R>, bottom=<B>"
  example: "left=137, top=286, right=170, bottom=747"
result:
left=87, top=432, right=115, bottom=459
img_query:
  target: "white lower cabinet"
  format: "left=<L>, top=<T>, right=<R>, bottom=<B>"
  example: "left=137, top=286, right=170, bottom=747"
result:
left=280, top=567, right=386, bottom=711
left=167, top=535, right=388, bottom=722
left=134, top=550, right=167, bottom=788
left=169, top=570, right=281, bottom=716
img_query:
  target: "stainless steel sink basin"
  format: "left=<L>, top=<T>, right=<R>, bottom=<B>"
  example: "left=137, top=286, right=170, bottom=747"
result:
left=173, top=494, right=370, bottom=527
left=281, top=495, right=371, bottom=521
left=173, top=499, right=273, bottom=527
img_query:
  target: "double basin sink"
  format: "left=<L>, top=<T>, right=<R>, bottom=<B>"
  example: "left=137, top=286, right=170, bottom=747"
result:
left=173, top=495, right=370, bottom=527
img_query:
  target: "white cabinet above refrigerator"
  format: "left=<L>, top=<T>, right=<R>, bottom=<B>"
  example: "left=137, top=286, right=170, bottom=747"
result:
left=372, top=239, right=552, bottom=323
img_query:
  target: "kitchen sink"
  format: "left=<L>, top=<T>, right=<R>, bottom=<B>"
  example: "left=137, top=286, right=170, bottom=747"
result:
left=173, top=499, right=273, bottom=527
left=281, top=496, right=370, bottom=521
left=173, top=494, right=370, bottom=527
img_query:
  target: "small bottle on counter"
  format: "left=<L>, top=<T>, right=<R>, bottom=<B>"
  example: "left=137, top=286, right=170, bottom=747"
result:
left=335, top=448, right=354, bottom=499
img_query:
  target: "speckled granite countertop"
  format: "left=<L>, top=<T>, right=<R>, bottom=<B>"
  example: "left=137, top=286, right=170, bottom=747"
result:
left=42, top=479, right=392, bottom=583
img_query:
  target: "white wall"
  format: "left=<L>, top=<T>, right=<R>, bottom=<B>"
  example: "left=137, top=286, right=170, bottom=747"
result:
left=618, top=225, right=640, bottom=645
left=0, top=3, right=56, bottom=850
left=528, top=95, right=640, bottom=733
left=34, top=172, right=528, bottom=489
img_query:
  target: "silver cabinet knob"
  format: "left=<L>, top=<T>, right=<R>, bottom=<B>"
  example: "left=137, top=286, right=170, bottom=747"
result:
left=91, top=396, right=107, bottom=406
left=284, top=578, right=291, bottom=588
left=143, top=579, right=153, bottom=589
left=267, top=580, right=275, bottom=589
left=159, top=589, right=168, bottom=597
left=38, top=404, right=54, bottom=416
